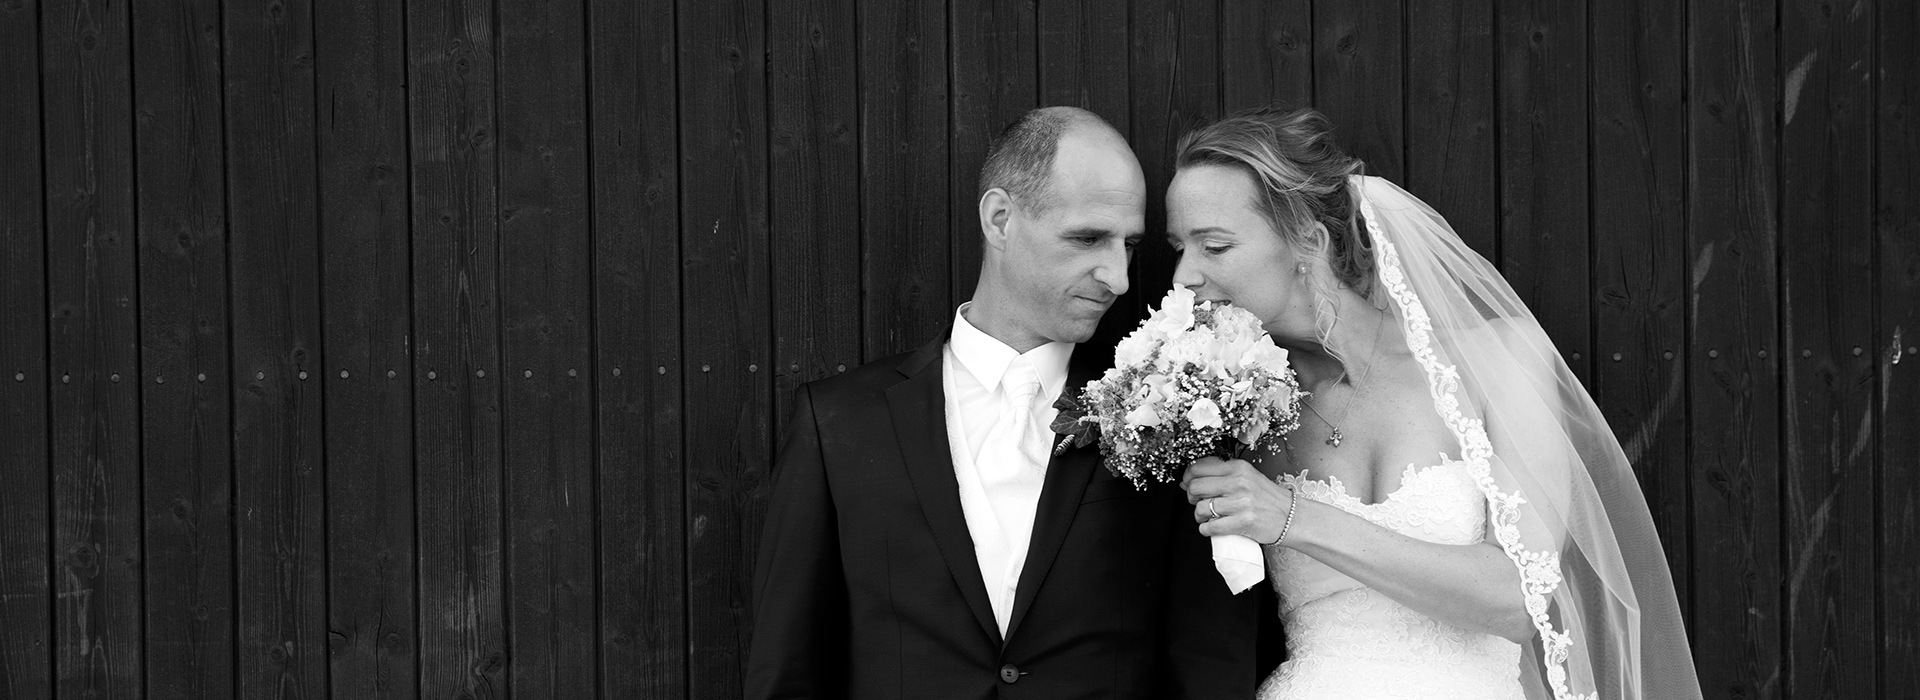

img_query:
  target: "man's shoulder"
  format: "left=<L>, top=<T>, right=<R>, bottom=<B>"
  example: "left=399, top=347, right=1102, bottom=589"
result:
left=796, top=345, right=931, bottom=403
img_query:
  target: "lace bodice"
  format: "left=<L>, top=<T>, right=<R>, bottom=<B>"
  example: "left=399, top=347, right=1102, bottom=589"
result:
left=1257, top=458, right=1525, bottom=699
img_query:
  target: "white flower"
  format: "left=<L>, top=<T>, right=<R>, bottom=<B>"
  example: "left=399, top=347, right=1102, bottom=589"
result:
left=1143, top=373, right=1178, bottom=405
left=1186, top=397, right=1223, bottom=430
left=1124, top=402, right=1163, bottom=428
left=1240, top=335, right=1289, bottom=373
left=1144, top=284, right=1197, bottom=335
left=1238, top=414, right=1269, bottom=446
left=1114, top=331, right=1157, bottom=368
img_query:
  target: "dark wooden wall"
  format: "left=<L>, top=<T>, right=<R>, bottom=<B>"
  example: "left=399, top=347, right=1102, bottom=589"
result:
left=0, top=0, right=1913, bottom=698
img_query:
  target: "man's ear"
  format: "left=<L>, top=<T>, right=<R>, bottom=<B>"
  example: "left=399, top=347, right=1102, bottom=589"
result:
left=978, top=187, right=1015, bottom=252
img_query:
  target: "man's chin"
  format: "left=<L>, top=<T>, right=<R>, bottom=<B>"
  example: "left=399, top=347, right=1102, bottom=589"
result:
left=1049, top=315, right=1106, bottom=344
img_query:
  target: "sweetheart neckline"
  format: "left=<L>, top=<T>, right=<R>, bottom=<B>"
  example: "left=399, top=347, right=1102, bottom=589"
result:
left=1276, top=454, right=1467, bottom=509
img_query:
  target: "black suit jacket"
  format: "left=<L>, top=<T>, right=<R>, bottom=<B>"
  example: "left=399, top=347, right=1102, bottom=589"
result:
left=747, top=335, right=1260, bottom=700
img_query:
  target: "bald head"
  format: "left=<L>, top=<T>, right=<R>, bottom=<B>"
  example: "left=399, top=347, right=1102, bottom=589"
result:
left=977, top=106, right=1125, bottom=215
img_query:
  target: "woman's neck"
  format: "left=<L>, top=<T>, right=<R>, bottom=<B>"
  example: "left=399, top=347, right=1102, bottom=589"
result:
left=1281, top=291, right=1395, bottom=390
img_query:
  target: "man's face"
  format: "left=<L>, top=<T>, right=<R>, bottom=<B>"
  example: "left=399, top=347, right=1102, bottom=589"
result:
left=997, top=130, right=1147, bottom=346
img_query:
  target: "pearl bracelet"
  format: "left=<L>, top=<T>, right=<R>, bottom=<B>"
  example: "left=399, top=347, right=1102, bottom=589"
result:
left=1262, top=484, right=1298, bottom=547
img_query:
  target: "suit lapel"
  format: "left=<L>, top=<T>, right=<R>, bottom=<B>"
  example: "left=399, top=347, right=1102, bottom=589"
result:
left=1002, top=344, right=1107, bottom=643
left=885, top=336, right=1003, bottom=647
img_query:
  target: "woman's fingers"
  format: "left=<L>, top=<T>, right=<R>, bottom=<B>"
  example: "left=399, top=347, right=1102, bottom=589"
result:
left=1185, top=456, right=1249, bottom=479
left=1192, top=493, right=1248, bottom=524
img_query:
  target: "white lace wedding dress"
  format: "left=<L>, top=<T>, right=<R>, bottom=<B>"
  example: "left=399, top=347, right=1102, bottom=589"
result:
left=1257, top=458, right=1526, bottom=700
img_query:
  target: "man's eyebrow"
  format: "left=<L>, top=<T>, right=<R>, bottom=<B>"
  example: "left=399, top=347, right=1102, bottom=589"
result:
left=1059, top=226, right=1115, bottom=237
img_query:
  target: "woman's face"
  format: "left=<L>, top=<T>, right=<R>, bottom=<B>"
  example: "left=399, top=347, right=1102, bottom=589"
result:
left=1165, top=164, right=1319, bottom=344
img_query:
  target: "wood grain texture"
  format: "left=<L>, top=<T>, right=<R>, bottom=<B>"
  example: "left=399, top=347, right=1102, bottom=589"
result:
left=1779, top=0, right=1878, bottom=696
left=1037, top=0, right=1129, bottom=132
left=131, top=0, right=232, bottom=696
left=1589, top=0, right=1691, bottom=606
left=1686, top=0, right=1782, bottom=695
left=1312, top=0, right=1402, bottom=182
left=677, top=0, right=770, bottom=695
left=1879, top=0, right=1920, bottom=691
left=315, top=0, right=417, bottom=696
left=1496, top=0, right=1589, bottom=378
left=1128, top=0, right=1217, bottom=322
left=859, top=0, right=949, bottom=358
left=223, top=0, right=331, bottom=698
left=42, top=0, right=145, bottom=695
left=0, top=0, right=50, bottom=693
left=589, top=0, right=685, bottom=696
left=948, top=0, right=1034, bottom=312
left=496, top=0, right=598, bottom=695
left=769, top=0, right=860, bottom=419
left=407, top=0, right=507, bottom=696
left=1404, top=0, right=1495, bottom=260
left=1220, top=0, right=1312, bottom=113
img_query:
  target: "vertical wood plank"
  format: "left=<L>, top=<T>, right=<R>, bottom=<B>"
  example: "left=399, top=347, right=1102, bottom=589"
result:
left=406, top=0, right=507, bottom=695
left=1779, top=0, right=1878, bottom=696
left=224, top=0, right=330, bottom=697
left=949, top=0, right=1033, bottom=311
left=42, top=0, right=145, bottom=694
left=0, top=0, right=51, bottom=693
left=860, top=0, right=948, bottom=358
left=1687, top=0, right=1782, bottom=694
left=1220, top=0, right=1312, bottom=112
left=1405, top=0, right=1496, bottom=259
left=1312, top=0, right=1403, bottom=182
left=1037, top=0, right=1129, bottom=131
left=769, top=0, right=860, bottom=414
left=1497, top=0, right=1589, bottom=376
left=1879, top=0, right=1920, bottom=691
left=678, top=0, right=769, bottom=695
left=315, top=0, right=416, bottom=696
left=589, top=0, right=685, bottom=696
left=1589, top=0, right=1690, bottom=601
left=132, top=0, right=233, bottom=696
left=496, top=0, right=596, bottom=695
left=1129, top=0, right=1218, bottom=315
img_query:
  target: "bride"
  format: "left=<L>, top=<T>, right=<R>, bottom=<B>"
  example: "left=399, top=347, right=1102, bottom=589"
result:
left=1167, top=107, right=1702, bottom=700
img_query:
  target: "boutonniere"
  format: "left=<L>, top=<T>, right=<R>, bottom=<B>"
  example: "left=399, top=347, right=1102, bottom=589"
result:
left=1049, top=388, right=1097, bottom=456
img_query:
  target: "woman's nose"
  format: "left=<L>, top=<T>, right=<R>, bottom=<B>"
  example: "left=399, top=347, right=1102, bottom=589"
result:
left=1171, top=251, right=1204, bottom=288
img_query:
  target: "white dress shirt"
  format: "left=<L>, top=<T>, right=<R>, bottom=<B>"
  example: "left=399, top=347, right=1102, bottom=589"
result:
left=942, top=303, right=1072, bottom=635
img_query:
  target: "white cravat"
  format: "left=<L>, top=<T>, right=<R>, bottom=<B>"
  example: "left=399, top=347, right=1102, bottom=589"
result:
left=982, top=356, right=1050, bottom=481
left=943, top=305, right=1069, bottom=635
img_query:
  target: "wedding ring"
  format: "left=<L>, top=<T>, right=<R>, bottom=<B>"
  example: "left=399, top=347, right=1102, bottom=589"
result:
left=1207, top=498, right=1221, bottom=520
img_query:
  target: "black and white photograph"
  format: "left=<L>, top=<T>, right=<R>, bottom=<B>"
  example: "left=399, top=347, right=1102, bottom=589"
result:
left=0, top=0, right=1913, bottom=698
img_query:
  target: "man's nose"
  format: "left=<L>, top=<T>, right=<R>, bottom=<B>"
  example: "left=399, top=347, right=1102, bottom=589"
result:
left=1095, top=244, right=1130, bottom=297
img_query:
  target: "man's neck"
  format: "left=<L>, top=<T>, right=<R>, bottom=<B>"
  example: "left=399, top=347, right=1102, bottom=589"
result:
left=960, top=295, right=1048, bottom=355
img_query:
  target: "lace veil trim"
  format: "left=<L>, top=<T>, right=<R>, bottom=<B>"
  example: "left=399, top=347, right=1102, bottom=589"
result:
left=1362, top=194, right=1596, bottom=700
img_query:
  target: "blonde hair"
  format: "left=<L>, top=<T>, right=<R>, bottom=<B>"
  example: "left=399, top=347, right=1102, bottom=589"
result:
left=1173, top=107, right=1377, bottom=301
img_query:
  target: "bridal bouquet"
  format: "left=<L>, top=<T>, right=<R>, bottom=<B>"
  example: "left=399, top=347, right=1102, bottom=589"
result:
left=1051, top=284, right=1305, bottom=593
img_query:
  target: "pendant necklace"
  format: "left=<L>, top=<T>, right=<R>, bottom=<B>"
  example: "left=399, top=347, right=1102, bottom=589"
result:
left=1300, top=313, right=1386, bottom=448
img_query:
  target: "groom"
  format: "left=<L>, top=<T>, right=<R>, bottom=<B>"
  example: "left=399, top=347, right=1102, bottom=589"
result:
left=746, top=107, right=1259, bottom=699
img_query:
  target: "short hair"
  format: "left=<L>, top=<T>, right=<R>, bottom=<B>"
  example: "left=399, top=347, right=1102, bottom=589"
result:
left=1174, top=106, right=1374, bottom=298
left=977, top=107, right=1108, bottom=214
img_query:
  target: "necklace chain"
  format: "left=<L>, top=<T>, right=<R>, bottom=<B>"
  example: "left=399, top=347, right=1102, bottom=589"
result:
left=1300, top=312, right=1387, bottom=448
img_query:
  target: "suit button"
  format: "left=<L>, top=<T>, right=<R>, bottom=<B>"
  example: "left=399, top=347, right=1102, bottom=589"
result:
left=999, top=664, right=1020, bottom=684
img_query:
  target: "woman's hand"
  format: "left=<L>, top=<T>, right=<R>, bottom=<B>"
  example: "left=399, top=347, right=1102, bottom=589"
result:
left=1180, top=456, right=1295, bottom=545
